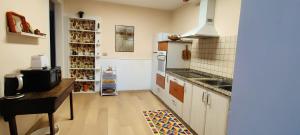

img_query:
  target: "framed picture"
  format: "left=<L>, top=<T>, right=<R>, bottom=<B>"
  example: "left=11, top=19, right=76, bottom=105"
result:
left=6, top=12, right=29, bottom=33
left=115, top=25, right=134, bottom=52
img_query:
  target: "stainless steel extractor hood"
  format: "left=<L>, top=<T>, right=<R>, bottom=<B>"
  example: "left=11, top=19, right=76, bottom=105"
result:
left=182, top=0, right=219, bottom=38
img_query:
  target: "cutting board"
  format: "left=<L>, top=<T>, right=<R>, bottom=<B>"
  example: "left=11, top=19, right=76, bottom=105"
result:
left=182, top=45, right=191, bottom=60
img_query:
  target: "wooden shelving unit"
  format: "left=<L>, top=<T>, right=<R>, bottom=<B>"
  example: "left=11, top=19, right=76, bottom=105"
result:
left=67, top=17, right=101, bottom=93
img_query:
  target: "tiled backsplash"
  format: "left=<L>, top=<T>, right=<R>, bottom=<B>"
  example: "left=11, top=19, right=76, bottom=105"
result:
left=190, top=36, right=237, bottom=78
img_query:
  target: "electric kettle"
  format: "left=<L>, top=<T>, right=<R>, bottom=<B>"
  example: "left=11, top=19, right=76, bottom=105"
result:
left=4, top=74, right=25, bottom=99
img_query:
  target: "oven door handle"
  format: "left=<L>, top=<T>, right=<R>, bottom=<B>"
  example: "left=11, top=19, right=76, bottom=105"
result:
left=157, top=55, right=166, bottom=61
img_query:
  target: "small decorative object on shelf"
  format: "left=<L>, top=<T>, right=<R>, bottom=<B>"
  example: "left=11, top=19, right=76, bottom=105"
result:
left=100, top=66, right=117, bottom=96
left=77, top=11, right=84, bottom=18
left=67, top=17, right=101, bottom=93
left=168, top=34, right=181, bottom=41
left=34, top=29, right=46, bottom=36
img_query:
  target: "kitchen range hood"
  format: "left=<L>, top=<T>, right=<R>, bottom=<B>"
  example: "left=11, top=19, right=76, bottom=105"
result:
left=182, top=0, right=219, bottom=38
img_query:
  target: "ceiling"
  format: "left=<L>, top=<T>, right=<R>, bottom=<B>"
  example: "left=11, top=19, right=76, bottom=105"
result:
left=94, top=0, right=195, bottom=10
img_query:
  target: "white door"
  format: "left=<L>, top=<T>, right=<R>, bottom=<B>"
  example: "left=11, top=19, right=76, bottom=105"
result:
left=182, top=82, right=193, bottom=124
left=190, top=85, right=207, bottom=135
left=204, top=92, right=230, bottom=135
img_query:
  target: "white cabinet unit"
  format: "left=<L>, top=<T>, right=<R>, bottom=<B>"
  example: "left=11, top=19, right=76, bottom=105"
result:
left=190, top=85, right=207, bottom=135
left=168, top=76, right=185, bottom=117
left=190, top=85, right=230, bottom=135
left=168, top=77, right=194, bottom=125
left=154, top=73, right=230, bottom=135
left=204, top=91, right=230, bottom=135
left=182, top=82, right=193, bottom=124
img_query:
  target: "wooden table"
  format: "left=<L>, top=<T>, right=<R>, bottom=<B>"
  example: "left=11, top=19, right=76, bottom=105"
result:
left=0, top=79, right=75, bottom=135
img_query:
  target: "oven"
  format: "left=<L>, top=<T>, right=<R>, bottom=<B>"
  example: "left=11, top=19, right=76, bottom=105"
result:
left=157, top=51, right=167, bottom=76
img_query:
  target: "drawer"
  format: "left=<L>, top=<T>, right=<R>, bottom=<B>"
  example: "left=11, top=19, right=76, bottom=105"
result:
left=169, top=95, right=183, bottom=117
left=156, top=74, right=165, bottom=89
left=158, top=42, right=168, bottom=51
left=169, top=80, right=184, bottom=102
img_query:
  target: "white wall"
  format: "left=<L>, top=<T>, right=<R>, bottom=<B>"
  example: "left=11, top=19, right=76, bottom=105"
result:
left=100, top=59, right=152, bottom=91
left=171, top=0, right=241, bottom=78
left=0, top=0, right=50, bottom=97
left=0, top=0, right=50, bottom=134
left=64, top=0, right=171, bottom=59
left=228, top=0, right=300, bottom=135
left=171, top=0, right=241, bottom=36
left=63, top=0, right=172, bottom=90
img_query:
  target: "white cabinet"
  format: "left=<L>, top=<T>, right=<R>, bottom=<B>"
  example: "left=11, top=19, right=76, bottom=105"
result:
left=154, top=73, right=230, bottom=135
left=167, top=75, right=193, bottom=122
left=154, top=74, right=170, bottom=106
left=182, top=82, right=193, bottom=125
left=155, top=85, right=164, bottom=101
left=205, top=91, right=230, bottom=135
left=168, top=75, right=184, bottom=117
left=164, top=74, right=171, bottom=107
left=190, top=85, right=230, bottom=135
left=190, top=85, right=207, bottom=135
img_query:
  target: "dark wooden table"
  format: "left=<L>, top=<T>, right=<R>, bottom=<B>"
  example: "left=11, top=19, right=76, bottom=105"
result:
left=0, top=78, right=75, bottom=135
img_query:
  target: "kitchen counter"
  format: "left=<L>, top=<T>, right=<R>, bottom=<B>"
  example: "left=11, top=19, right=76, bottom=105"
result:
left=166, top=69, right=232, bottom=97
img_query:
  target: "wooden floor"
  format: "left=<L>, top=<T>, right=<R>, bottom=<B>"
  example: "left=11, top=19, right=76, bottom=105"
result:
left=28, top=91, right=166, bottom=135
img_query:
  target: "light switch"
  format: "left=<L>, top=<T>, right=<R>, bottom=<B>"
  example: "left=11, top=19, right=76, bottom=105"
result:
left=102, top=52, right=108, bottom=56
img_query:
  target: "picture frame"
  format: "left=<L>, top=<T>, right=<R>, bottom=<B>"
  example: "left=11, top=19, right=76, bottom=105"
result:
left=6, top=12, right=30, bottom=33
left=115, top=25, right=134, bottom=52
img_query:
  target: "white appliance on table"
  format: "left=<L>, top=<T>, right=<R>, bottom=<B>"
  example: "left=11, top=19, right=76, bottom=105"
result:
left=31, top=55, right=50, bottom=69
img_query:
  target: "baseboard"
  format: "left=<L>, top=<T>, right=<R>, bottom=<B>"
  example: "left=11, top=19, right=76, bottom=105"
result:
left=118, top=89, right=151, bottom=92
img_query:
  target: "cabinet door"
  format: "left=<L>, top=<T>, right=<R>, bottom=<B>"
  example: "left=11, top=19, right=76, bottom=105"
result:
left=163, top=74, right=171, bottom=107
left=190, top=85, right=207, bottom=135
left=169, top=80, right=184, bottom=102
left=155, top=85, right=163, bottom=100
left=158, top=41, right=168, bottom=51
left=156, top=74, right=165, bottom=89
left=204, top=92, right=230, bottom=135
left=182, top=82, right=193, bottom=124
left=169, top=94, right=183, bottom=117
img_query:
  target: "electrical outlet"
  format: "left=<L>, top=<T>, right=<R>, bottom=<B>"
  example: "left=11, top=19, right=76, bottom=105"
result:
left=102, top=52, right=108, bottom=56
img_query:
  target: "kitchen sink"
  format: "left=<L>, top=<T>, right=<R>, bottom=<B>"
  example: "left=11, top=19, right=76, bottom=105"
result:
left=174, top=72, right=211, bottom=79
left=198, top=79, right=231, bottom=86
left=218, top=85, right=232, bottom=92
left=194, top=79, right=232, bottom=92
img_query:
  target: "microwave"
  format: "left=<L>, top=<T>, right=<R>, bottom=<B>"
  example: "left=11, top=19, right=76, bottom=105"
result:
left=20, top=67, right=61, bottom=92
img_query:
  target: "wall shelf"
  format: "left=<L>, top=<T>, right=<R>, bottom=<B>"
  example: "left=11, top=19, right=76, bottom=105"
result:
left=7, top=31, right=46, bottom=39
left=69, top=55, right=95, bottom=57
left=69, top=42, right=96, bottom=45
left=75, top=79, right=96, bottom=82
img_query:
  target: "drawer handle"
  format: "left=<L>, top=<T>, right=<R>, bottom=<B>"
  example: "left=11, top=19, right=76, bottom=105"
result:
left=202, top=92, right=205, bottom=103
left=207, top=93, right=212, bottom=106
left=172, top=100, right=177, bottom=106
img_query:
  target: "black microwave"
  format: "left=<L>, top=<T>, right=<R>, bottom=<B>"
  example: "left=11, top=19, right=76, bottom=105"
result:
left=20, top=67, right=61, bottom=92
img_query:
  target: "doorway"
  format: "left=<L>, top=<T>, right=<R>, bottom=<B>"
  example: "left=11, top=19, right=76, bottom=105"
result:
left=49, top=0, right=56, bottom=67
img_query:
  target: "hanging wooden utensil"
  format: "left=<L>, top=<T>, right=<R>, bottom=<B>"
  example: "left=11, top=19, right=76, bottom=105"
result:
left=182, top=45, right=191, bottom=60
